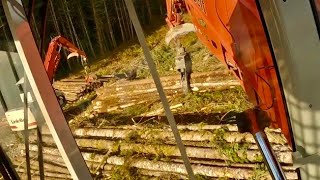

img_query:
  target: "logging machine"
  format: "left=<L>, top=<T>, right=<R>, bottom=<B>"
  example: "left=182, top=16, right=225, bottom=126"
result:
left=44, top=35, right=90, bottom=106
left=1, top=0, right=320, bottom=179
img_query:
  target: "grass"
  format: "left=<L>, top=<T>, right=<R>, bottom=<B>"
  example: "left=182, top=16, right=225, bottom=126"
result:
left=86, top=19, right=221, bottom=80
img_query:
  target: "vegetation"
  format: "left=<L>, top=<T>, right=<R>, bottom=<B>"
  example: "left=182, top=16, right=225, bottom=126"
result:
left=110, top=163, right=139, bottom=180
left=249, top=164, right=268, bottom=180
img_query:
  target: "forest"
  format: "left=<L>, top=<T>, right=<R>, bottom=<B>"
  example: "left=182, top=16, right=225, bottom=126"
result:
left=0, top=0, right=166, bottom=76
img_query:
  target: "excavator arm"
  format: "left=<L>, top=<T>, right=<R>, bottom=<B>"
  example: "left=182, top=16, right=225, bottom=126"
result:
left=166, top=1, right=294, bottom=178
left=165, top=0, right=185, bottom=28
left=43, top=36, right=88, bottom=83
left=166, top=0, right=293, bottom=146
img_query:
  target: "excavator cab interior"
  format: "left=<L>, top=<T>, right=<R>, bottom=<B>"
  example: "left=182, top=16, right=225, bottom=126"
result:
left=1, top=0, right=320, bottom=179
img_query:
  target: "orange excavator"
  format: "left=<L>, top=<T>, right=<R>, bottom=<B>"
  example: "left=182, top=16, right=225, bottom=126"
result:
left=43, top=35, right=90, bottom=106
left=43, top=35, right=88, bottom=84
left=165, top=0, right=320, bottom=179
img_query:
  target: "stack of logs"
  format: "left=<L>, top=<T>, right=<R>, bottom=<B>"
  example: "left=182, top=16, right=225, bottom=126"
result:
left=13, top=124, right=298, bottom=179
left=53, top=79, right=102, bottom=102
left=93, top=71, right=241, bottom=114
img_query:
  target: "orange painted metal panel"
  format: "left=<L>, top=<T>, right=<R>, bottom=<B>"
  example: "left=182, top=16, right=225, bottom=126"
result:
left=171, top=0, right=292, bottom=146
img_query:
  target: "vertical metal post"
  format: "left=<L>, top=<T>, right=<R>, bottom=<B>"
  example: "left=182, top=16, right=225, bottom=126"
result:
left=124, top=0, right=196, bottom=179
left=37, top=127, right=44, bottom=180
left=0, top=90, right=8, bottom=112
left=0, top=146, right=18, bottom=180
left=23, top=73, right=31, bottom=180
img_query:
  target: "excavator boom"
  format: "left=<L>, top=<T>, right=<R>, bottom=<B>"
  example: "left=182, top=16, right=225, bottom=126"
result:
left=166, top=0, right=295, bottom=179
left=43, top=36, right=87, bottom=83
left=166, top=0, right=292, bottom=145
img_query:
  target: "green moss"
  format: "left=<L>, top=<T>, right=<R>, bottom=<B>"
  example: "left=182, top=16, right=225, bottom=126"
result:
left=195, top=174, right=210, bottom=180
left=120, top=149, right=135, bottom=157
left=254, top=154, right=264, bottom=162
left=249, top=164, right=268, bottom=180
left=110, top=165, right=139, bottom=180
left=125, top=130, right=141, bottom=142
left=197, top=122, right=208, bottom=130
left=123, top=104, right=150, bottom=117
left=209, top=128, right=250, bottom=163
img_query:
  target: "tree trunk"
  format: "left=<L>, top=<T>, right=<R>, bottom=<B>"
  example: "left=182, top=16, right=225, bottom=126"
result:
left=64, top=0, right=83, bottom=66
left=120, top=0, right=131, bottom=39
left=77, top=3, right=96, bottom=58
left=90, top=0, right=107, bottom=55
left=104, top=0, right=117, bottom=49
left=49, top=0, right=60, bottom=34
left=114, top=0, right=125, bottom=42
left=146, top=0, right=152, bottom=21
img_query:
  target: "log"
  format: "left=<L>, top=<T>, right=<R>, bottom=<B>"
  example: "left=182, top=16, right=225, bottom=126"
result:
left=179, top=141, right=291, bottom=152
left=13, top=157, right=69, bottom=174
left=76, top=139, right=291, bottom=164
left=29, top=135, right=57, bottom=147
left=17, top=173, right=69, bottom=180
left=170, top=158, right=296, bottom=171
left=102, top=71, right=233, bottom=89
left=73, top=128, right=288, bottom=145
left=83, top=155, right=298, bottom=180
left=27, top=135, right=291, bottom=155
left=93, top=100, right=150, bottom=113
left=16, top=168, right=72, bottom=179
left=54, top=81, right=88, bottom=86
left=60, top=79, right=88, bottom=82
left=20, top=150, right=66, bottom=167
left=20, top=144, right=296, bottom=179
left=97, top=80, right=239, bottom=98
left=25, top=135, right=292, bottom=164
left=79, top=124, right=281, bottom=134
left=87, top=161, right=188, bottom=179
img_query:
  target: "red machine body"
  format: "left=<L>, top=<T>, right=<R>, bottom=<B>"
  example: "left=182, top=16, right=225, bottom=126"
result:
left=43, top=36, right=87, bottom=83
left=166, top=0, right=292, bottom=146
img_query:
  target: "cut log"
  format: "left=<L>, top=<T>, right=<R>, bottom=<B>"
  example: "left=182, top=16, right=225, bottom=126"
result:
left=73, top=128, right=288, bottom=145
left=13, top=158, right=69, bottom=174
left=19, top=144, right=296, bottom=179
left=16, top=168, right=72, bottom=179
left=77, top=124, right=281, bottom=134
left=17, top=173, right=69, bottom=180
left=76, top=139, right=291, bottom=164
left=83, top=155, right=298, bottom=180
left=24, top=135, right=292, bottom=164
left=20, top=150, right=66, bottom=167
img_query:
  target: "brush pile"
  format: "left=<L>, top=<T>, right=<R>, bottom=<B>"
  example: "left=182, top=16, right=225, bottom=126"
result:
left=53, top=79, right=102, bottom=102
